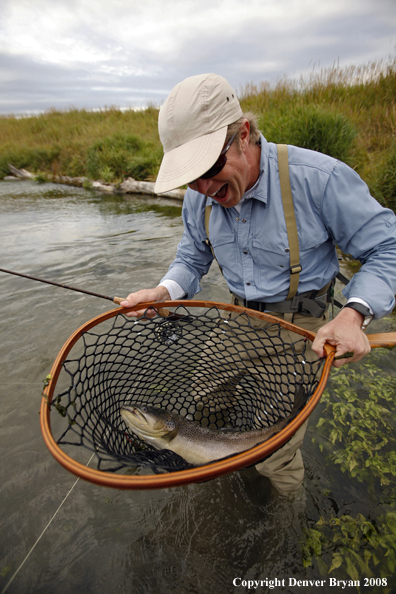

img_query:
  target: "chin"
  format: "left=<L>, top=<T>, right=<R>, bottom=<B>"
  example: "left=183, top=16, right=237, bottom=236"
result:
left=215, top=193, right=240, bottom=208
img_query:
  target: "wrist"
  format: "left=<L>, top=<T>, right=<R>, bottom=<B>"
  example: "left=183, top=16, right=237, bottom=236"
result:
left=156, top=284, right=171, bottom=300
left=341, top=302, right=373, bottom=330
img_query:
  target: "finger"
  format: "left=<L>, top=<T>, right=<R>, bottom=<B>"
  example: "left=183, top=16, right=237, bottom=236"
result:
left=119, top=290, right=152, bottom=310
left=120, top=299, right=133, bottom=308
left=311, top=332, right=329, bottom=359
left=333, top=354, right=358, bottom=368
left=332, top=341, right=371, bottom=368
left=334, top=350, right=354, bottom=361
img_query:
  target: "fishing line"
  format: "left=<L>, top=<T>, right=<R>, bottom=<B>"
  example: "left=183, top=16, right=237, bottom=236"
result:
left=1, top=453, right=95, bottom=594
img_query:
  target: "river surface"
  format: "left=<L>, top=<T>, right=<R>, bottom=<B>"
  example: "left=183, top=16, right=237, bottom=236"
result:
left=0, top=180, right=395, bottom=594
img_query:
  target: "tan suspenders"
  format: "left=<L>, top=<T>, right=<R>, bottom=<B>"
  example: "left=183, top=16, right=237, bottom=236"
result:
left=205, top=144, right=301, bottom=299
left=276, top=144, right=301, bottom=299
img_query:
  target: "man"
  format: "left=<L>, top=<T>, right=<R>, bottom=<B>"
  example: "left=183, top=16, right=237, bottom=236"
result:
left=120, top=73, right=396, bottom=493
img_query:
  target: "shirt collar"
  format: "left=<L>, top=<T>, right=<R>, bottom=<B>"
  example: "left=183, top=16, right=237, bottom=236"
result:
left=247, top=133, right=268, bottom=204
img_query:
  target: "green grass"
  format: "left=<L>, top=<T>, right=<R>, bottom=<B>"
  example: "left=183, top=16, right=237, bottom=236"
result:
left=0, top=106, right=162, bottom=182
left=240, top=56, right=396, bottom=212
left=0, top=56, right=395, bottom=211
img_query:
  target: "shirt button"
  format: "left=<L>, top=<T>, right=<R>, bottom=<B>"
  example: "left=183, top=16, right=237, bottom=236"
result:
left=285, top=248, right=290, bottom=253
left=243, top=250, right=248, bottom=254
left=246, top=282, right=251, bottom=286
left=235, top=217, right=239, bottom=222
left=242, top=218, right=247, bottom=223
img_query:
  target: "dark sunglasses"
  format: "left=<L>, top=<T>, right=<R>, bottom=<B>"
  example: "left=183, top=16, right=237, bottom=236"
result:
left=197, top=132, right=237, bottom=180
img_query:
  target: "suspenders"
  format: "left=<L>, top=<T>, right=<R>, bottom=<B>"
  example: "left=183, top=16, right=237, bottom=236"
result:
left=276, top=144, right=301, bottom=299
left=205, top=144, right=301, bottom=299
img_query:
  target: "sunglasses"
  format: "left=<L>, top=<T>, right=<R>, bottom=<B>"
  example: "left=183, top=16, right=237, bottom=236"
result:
left=196, top=132, right=237, bottom=181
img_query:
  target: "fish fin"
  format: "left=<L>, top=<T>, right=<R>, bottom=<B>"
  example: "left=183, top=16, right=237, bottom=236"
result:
left=161, top=427, right=179, bottom=443
left=291, top=384, right=306, bottom=418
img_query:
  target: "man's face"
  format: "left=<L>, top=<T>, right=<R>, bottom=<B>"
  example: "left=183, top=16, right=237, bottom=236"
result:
left=187, top=122, right=259, bottom=208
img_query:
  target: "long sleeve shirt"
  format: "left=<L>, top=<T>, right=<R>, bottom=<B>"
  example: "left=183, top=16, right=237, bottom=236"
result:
left=160, top=134, right=396, bottom=319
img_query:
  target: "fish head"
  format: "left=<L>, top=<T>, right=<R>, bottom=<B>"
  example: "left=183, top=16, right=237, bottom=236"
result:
left=121, top=405, right=178, bottom=444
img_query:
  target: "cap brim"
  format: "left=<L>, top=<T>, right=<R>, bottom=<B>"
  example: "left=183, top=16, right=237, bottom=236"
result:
left=154, top=127, right=227, bottom=194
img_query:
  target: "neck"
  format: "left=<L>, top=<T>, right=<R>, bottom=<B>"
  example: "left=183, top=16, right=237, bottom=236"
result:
left=245, top=143, right=261, bottom=192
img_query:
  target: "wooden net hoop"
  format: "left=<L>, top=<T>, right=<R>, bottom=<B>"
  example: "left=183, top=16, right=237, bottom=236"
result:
left=40, top=300, right=335, bottom=489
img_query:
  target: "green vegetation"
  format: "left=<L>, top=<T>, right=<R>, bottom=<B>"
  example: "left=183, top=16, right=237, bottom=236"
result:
left=303, top=512, right=396, bottom=591
left=86, top=132, right=162, bottom=183
left=303, top=348, right=396, bottom=589
left=0, top=106, right=161, bottom=183
left=0, top=56, right=395, bottom=211
left=241, top=56, right=396, bottom=212
left=258, top=105, right=357, bottom=166
left=312, top=352, right=396, bottom=486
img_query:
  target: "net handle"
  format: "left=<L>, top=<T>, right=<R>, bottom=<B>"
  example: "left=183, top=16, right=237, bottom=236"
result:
left=40, top=300, right=395, bottom=490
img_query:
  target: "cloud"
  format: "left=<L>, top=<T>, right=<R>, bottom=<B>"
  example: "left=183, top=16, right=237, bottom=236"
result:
left=0, top=0, right=394, bottom=114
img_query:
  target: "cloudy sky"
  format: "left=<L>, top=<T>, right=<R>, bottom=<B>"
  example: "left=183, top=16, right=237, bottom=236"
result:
left=0, top=0, right=395, bottom=115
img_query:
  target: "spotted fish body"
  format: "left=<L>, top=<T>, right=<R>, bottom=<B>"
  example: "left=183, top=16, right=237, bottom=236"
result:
left=121, top=388, right=304, bottom=466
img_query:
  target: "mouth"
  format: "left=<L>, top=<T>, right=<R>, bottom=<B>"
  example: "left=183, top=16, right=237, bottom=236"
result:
left=208, top=184, right=228, bottom=203
left=123, top=406, right=147, bottom=424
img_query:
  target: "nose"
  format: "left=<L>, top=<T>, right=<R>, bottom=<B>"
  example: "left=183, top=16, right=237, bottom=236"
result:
left=192, top=178, right=213, bottom=195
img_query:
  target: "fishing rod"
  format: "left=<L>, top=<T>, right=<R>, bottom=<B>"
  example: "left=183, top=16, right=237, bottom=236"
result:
left=3, top=268, right=393, bottom=345
left=0, top=267, right=175, bottom=318
left=0, top=267, right=126, bottom=304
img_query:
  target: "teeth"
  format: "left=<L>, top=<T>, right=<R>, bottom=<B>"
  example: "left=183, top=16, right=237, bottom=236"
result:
left=209, top=191, right=218, bottom=197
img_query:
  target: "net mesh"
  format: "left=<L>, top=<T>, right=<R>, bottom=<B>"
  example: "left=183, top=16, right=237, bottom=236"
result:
left=51, top=305, right=324, bottom=474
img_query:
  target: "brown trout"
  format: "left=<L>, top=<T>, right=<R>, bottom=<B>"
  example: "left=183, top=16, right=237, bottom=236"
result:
left=121, top=387, right=304, bottom=466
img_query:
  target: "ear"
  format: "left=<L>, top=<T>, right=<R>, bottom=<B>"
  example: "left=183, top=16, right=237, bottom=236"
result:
left=239, top=119, right=250, bottom=151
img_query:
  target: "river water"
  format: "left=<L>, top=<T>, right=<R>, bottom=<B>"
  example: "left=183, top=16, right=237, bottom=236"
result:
left=0, top=180, right=395, bottom=594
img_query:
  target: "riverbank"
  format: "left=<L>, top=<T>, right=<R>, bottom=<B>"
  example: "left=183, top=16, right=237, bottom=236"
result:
left=0, top=56, right=395, bottom=212
left=4, top=163, right=186, bottom=200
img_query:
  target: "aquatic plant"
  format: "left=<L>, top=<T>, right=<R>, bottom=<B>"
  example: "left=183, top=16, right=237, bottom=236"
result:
left=312, top=352, right=396, bottom=486
left=302, top=512, right=396, bottom=592
left=304, top=349, right=396, bottom=590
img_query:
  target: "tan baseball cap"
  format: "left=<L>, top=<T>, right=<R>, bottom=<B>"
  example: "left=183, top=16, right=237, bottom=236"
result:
left=154, top=73, right=243, bottom=194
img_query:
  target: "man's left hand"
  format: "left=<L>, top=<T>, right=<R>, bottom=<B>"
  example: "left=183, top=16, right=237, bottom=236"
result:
left=312, top=307, right=371, bottom=368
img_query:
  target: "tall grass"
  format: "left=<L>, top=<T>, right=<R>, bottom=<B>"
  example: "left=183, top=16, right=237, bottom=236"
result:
left=257, top=105, right=357, bottom=165
left=0, top=56, right=395, bottom=211
left=0, top=106, right=162, bottom=182
left=240, top=55, right=396, bottom=211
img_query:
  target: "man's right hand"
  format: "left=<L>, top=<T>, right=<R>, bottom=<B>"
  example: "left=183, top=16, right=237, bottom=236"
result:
left=120, top=286, right=171, bottom=318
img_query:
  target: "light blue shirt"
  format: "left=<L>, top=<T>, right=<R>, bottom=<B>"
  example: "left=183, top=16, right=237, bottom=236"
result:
left=160, top=134, right=396, bottom=319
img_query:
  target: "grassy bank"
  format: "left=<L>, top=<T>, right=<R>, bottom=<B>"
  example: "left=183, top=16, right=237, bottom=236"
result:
left=0, top=106, right=162, bottom=184
left=0, top=56, right=395, bottom=211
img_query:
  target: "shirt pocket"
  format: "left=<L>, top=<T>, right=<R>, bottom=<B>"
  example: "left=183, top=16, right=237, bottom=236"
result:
left=251, top=241, right=291, bottom=292
left=251, top=240, right=290, bottom=267
left=211, top=232, right=239, bottom=282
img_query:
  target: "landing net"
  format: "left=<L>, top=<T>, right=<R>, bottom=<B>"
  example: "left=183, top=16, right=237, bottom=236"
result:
left=41, top=301, right=333, bottom=489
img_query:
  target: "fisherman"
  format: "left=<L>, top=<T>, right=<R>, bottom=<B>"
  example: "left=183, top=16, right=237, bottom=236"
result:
left=121, top=73, right=396, bottom=494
